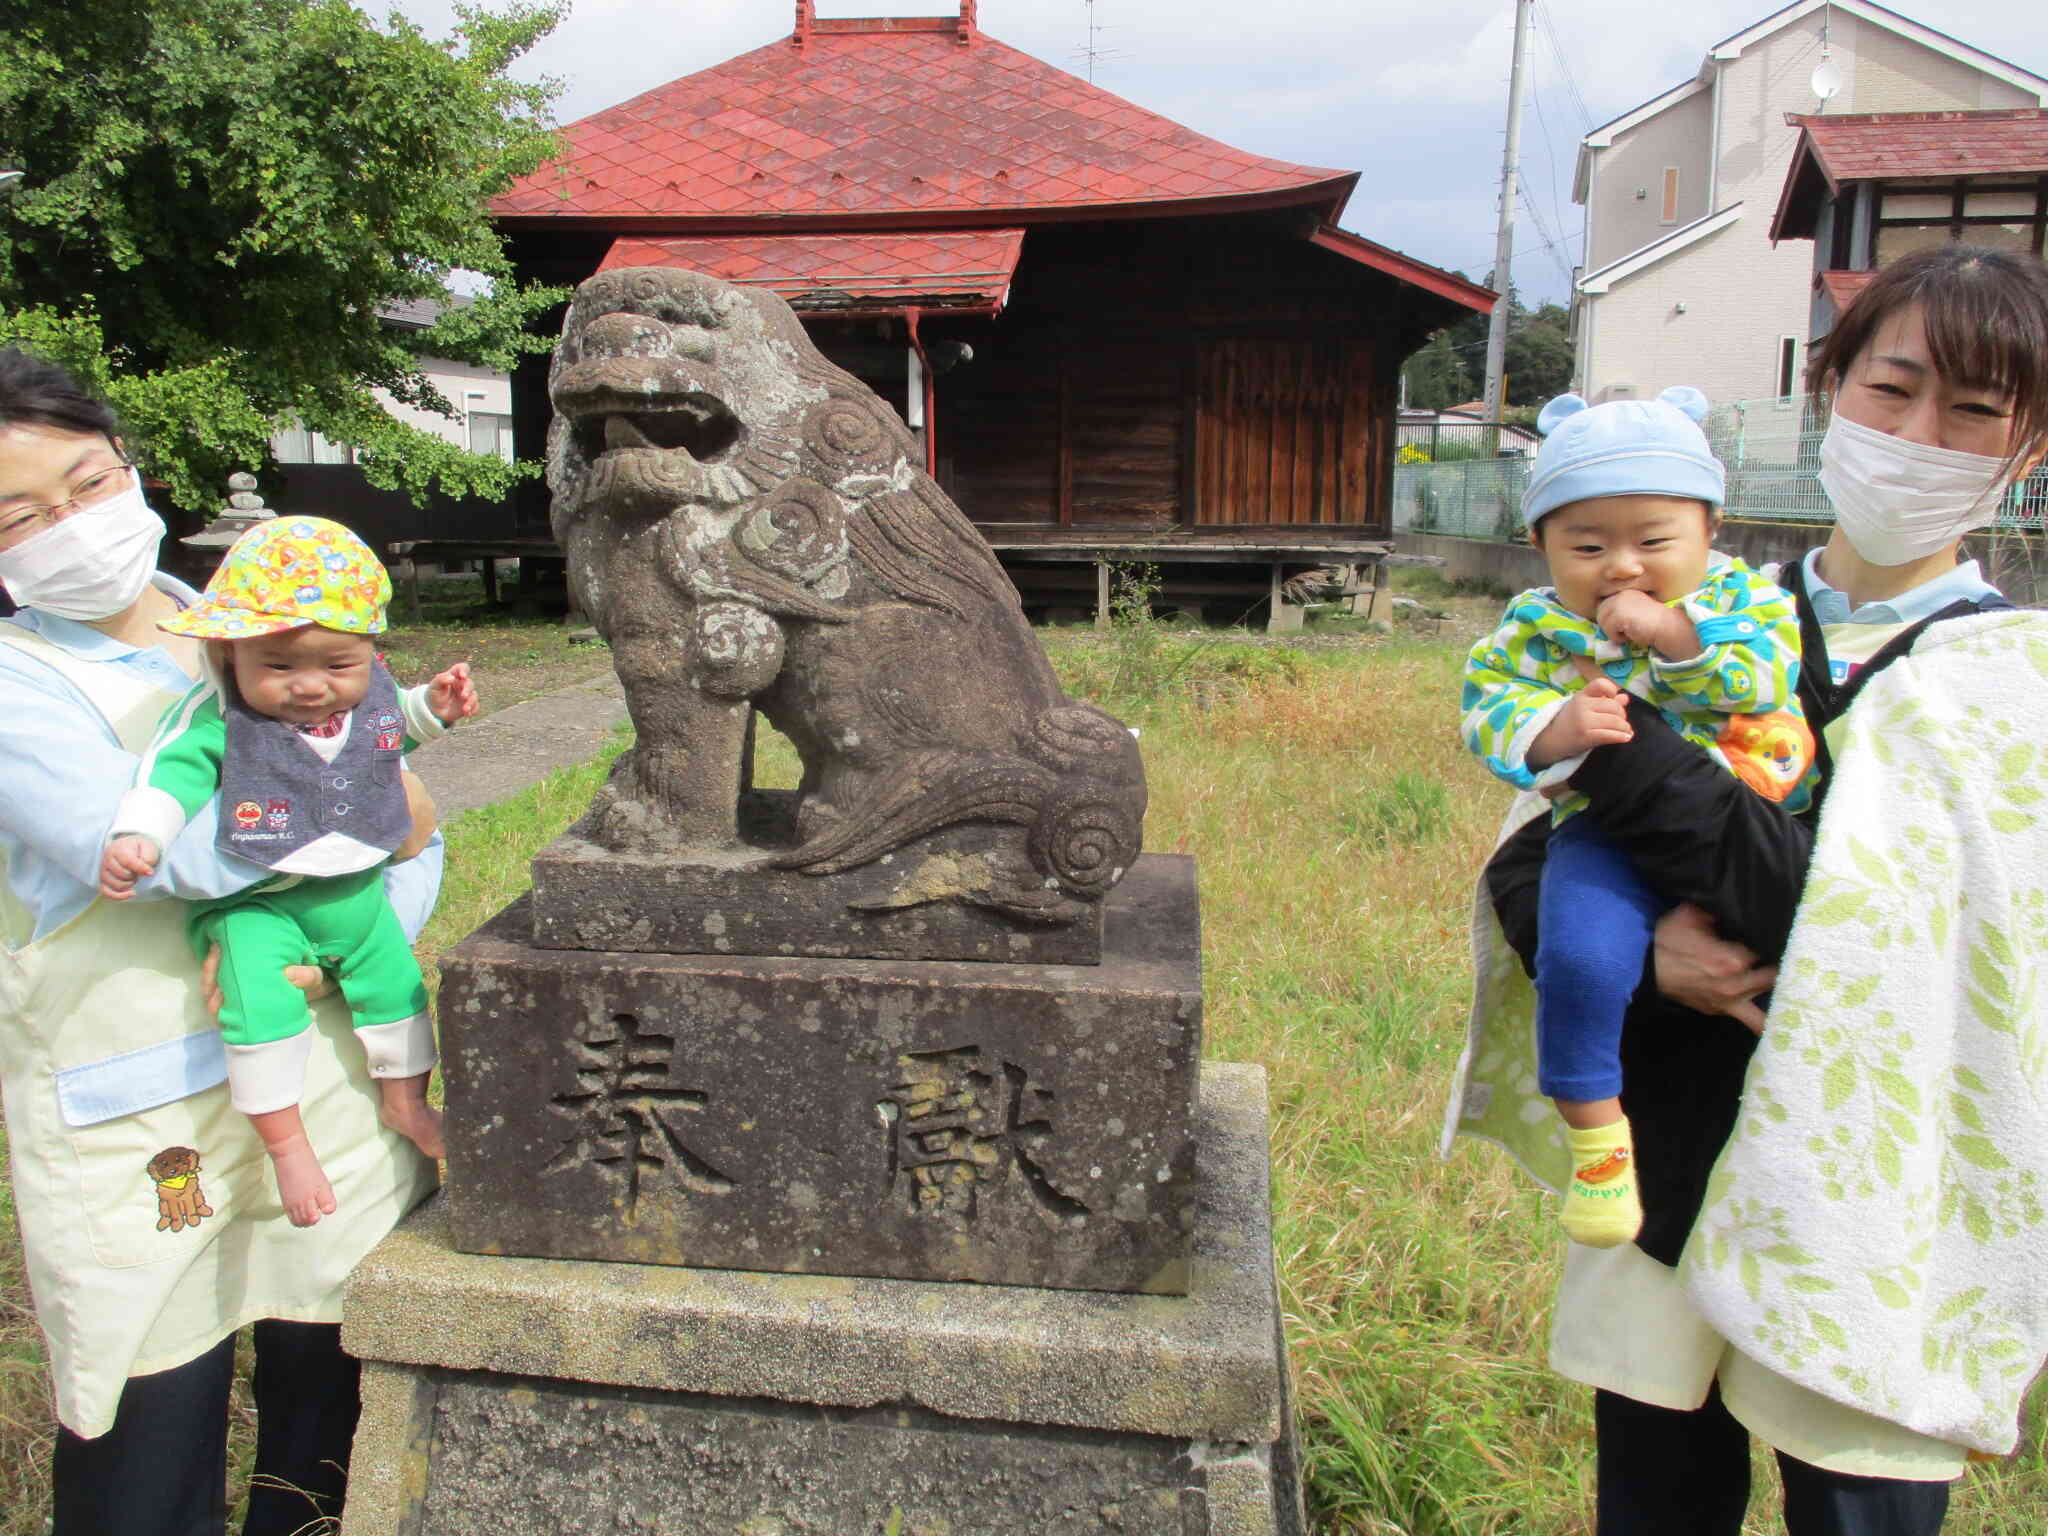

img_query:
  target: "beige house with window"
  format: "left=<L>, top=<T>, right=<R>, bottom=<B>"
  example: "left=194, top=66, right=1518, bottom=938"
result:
left=1571, top=0, right=2047, bottom=408
left=267, top=296, right=514, bottom=467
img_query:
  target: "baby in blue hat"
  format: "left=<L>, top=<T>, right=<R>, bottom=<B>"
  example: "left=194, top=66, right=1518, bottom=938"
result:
left=1461, top=387, right=1818, bottom=1247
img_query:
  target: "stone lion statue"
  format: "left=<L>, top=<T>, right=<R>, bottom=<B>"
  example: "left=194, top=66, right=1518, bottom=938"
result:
left=546, top=266, right=1147, bottom=926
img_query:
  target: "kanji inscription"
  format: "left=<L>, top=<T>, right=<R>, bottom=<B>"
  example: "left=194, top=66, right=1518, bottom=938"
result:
left=882, top=1047, right=1090, bottom=1224
left=545, top=1012, right=734, bottom=1217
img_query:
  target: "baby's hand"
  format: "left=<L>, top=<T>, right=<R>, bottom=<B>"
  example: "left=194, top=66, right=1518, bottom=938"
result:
left=428, top=661, right=478, bottom=727
left=1527, top=677, right=1634, bottom=767
left=100, top=835, right=161, bottom=901
left=1596, top=590, right=1684, bottom=654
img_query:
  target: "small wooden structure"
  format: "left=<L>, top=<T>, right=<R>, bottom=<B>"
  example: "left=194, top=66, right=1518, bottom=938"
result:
left=491, top=2, right=1493, bottom=622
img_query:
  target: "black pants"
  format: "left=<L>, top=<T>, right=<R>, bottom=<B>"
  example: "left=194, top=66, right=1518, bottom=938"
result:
left=52, top=1320, right=362, bottom=1536
left=1596, top=1387, right=1952, bottom=1536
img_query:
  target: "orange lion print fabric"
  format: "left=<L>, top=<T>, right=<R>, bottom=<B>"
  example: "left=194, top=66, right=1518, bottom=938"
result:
left=146, top=1146, right=214, bottom=1232
left=1716, top=710, right=1817, bottom=803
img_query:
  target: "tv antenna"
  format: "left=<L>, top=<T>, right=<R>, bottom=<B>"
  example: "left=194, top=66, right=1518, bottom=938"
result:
left=1811, top=3, right=1841, bottom=105
left=1073, top=0, right=1127, bottom=83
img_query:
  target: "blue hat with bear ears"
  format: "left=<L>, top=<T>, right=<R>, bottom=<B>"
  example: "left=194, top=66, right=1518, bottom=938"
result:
left=1522, top=386, right=1726, bottom=529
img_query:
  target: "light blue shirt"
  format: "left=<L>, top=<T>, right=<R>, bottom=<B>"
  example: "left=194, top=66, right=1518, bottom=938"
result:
left=1799, top=547, right=2001, bottom=627
left=0, top=574, right=443, bottom=943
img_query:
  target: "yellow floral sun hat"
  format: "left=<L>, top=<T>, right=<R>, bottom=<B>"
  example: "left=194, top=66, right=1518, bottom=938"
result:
left=160, top=516, right=392, bottom=640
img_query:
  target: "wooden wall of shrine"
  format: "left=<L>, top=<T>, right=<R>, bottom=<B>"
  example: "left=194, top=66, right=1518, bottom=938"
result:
left=923, top=215, right=1412, bottom=538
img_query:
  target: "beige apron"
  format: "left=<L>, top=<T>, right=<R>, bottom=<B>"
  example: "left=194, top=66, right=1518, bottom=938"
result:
left=0, top=627, right=436, bottom=1437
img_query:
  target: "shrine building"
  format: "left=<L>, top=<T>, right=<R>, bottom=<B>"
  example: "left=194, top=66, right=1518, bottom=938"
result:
left=491, top=0, right=1494, bottom=620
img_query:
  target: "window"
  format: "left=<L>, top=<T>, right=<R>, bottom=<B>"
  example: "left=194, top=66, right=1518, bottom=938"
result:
left=1660, top=167, right=1681, bottom=225
left=467, top=411, right=514, bottom=463
left=1775, top=336, right=1799, bottom=400
left=1870, top=180, right=2047, bottom=265
left=270, top=422, right=354, bottom=464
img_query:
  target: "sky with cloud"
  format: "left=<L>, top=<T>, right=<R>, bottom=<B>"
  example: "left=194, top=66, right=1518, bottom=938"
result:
left=396, top=0, right=2047, bottom=307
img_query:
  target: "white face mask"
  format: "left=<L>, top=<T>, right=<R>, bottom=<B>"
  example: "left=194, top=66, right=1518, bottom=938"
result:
left=1818, top=413, right=2014, bottom=567
left=0, top=477, right=167, bottom=621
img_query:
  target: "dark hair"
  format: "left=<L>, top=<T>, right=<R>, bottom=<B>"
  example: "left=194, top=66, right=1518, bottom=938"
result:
left=0, top=348, right=122, bottom=442
left=1806, top=245, right=2048, bottom=471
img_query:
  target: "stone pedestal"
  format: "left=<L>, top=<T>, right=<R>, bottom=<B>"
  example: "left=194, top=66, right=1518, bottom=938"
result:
left=440, top=855, right=1202, bottom=1294
left=341, top=1064, right=1303, bottom=1536
left=528, top=792, right=1109, bottom=965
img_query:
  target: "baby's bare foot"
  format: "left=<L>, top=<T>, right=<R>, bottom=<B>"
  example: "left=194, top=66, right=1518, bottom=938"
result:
left=269, top=1141, right=336, bottom=1228
left=379, top=1076, right=446, bottom=1160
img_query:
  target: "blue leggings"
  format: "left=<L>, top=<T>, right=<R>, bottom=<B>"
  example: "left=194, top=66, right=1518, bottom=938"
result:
left=1535, top=813, right=1670, bottom=1102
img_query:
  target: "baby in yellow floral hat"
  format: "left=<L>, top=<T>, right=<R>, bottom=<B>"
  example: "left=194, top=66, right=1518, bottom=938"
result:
left=99, top=516, right=477, bottom=1226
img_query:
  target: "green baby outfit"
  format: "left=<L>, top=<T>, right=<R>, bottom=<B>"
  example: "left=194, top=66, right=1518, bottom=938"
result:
left=1461, top=554, right=1818, bottom=820
left=112, top=659, right=443, bottom=1113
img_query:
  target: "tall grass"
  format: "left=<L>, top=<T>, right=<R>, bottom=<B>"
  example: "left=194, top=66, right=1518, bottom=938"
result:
left=3, top=645, right=2043, bottom=1533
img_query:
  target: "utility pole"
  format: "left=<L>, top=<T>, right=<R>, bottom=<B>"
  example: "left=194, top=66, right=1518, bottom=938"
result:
left=1482, top=0, right=1534, bottom=431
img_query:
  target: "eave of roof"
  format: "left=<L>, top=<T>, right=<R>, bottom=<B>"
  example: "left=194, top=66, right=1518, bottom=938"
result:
left=494, top=21, right=1355, bottom=229
left=1307, top=227, right=1495, bottom=315
left=1708, top=0, right=2048, bottom=100
left=597, top=229, right=1025, bottom=316
left=1578, top=203, right=1745, bottom=293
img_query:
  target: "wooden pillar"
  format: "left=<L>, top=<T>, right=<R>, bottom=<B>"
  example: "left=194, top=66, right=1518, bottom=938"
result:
left=1266, top=562, right=1305, bottom=634
left=1095, top=560, right=1111, bottom=630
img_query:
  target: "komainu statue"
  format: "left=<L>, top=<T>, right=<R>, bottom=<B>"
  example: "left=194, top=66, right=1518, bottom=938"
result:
left=547, top=266, right=1146, bottom=926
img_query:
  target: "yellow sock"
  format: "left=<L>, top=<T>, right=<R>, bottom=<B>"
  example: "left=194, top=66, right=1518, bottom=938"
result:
left=1561, top=1119, right=1642, bottom=1248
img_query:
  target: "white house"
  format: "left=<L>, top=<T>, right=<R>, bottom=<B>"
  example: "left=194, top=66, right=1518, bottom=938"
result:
left=1571, top=0, right=2048, bottom=409
left=268, top=295, right=514, bottom=466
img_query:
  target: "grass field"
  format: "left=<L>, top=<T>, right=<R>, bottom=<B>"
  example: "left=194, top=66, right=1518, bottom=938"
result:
left=3, top=602, right=2044, bottom=1533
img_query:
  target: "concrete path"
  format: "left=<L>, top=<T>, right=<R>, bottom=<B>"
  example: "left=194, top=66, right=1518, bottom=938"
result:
left=408, top=672, right=629, bottom=821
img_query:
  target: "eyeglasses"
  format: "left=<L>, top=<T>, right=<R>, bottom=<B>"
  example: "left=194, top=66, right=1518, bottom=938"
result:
left=0, top=463, right=135, bottom=549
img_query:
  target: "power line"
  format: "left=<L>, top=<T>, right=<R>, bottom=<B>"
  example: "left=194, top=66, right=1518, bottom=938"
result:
left=1535, top=1, right=1593, bottom=130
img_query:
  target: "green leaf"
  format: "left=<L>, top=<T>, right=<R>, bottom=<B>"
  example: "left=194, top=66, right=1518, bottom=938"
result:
left=1874, top=1134, right=1903, bottom=1187
left=1806, top=889, right=1871, bottom=924
left=1989, top=810, right=2034, bottom=835
left=1963, top=1198, right=1994, bottom=1244
left=1950, top=1093, right=1985, bottom=1132
left=1971, top=948, right=2013, bottom=1007
left=1787, top=1273, right=1837, bottom=1294
left=1822, top=1054, right=1858, bottom=1111
left=1840, top=974, right=1881, bottom=1011
left=1760, top=1243, right=1816, bottom=1266
left=1956, top=1065, right=1990, bottom=1093
left=1848, top=839, right=1893, bottom=887
left=1953, top=1136, right=2009, bottom=1171
left=1872, top=1069, right=1921, bottom=1113
left=1935, top=1287, right=1987, bottom=1324
left=1870, top=1274, right=1913, bottom=1309
left=1811, top=1312, right=1848, bottom=1350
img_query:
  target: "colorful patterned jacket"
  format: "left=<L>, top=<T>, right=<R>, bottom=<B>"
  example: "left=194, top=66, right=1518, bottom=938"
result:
left=1460, top=555, right=1817, bottom=820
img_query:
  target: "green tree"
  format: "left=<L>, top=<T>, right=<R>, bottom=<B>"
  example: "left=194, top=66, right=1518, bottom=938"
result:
left=1401, top=329, right=1477, bottom=413
left=1504, top=301, right=1573, bottom=407
left=1404, top=285, right=1576, bottom=417
left=0, top=0, right=567, bottom=512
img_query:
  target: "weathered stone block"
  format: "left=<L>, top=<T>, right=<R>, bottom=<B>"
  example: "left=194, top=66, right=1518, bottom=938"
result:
left=528, top=789, right=1106, bottom=964
left=341, top=1064, right=1302, bottom=1536
left=441, top=854, right=1201, bottom=1293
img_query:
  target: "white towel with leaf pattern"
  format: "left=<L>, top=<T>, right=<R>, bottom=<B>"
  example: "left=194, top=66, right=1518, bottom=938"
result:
left=1681, top=609, right=2048, bottom=1455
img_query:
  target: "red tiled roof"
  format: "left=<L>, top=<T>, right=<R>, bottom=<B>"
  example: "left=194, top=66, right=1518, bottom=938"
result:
left=1773, top=109, right=2048, bottom=241
left=596, top=229, right=1024, bottom=313
left=1820, top=269, right=1878, bottom=314
left=495, top=18, right=1352, bottom=225
left=1790, top=109, right=2048, bottom=183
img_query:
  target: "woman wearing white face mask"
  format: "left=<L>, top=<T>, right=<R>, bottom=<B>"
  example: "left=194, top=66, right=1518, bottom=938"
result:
left=0, top=349, right=444, bottom=1536
left=1456, top=245, right=2048, bottom=1534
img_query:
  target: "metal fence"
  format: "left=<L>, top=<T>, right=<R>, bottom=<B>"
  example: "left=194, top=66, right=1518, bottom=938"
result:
left=1392, top=393, right=2048, bottom=540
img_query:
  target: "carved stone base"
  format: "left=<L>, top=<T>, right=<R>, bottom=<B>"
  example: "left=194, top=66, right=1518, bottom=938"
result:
left=441, top=854, right=1201, bottom=1293
left=527, top=789, right=1108, bottom=964
left=340, top=1065, right=1303, bottom=1536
